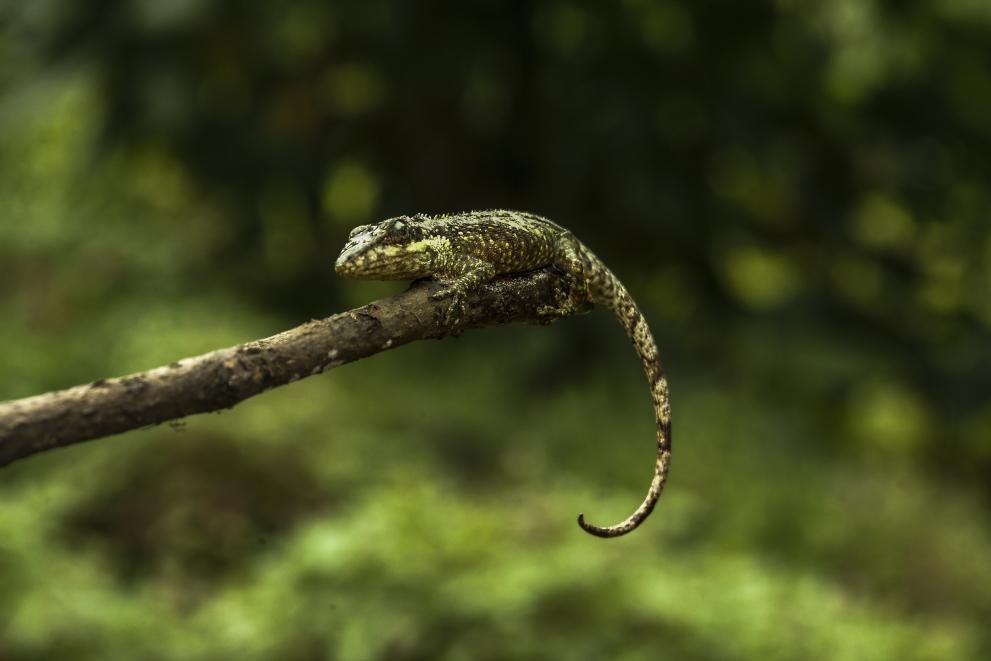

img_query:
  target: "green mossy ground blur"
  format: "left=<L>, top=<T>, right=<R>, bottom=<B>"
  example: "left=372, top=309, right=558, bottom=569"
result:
left=2, top=2, right=990, bottom=659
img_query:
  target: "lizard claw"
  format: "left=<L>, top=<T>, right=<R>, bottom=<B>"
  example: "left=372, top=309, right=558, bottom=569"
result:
left=431, top=287, right=468, bottom=326
left=443, top=296, right=469, bottom=326
left=430, top=288, right=453, bottom=301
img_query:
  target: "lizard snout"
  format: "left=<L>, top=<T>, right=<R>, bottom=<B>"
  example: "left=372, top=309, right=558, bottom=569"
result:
left=335, top=241, right=367, bottom=276
left=334, top=252, right=352, bottom=275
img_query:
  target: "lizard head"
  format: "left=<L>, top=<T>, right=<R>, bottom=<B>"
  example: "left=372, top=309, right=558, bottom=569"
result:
left=335, top=215, right=438, bottom=280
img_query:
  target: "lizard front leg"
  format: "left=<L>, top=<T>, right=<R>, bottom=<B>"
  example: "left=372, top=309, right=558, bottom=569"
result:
left=431, top=256, right=497, bottom=325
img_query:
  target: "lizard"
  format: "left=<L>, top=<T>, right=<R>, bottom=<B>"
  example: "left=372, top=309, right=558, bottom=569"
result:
left=334, top=209, right=671, bottom=538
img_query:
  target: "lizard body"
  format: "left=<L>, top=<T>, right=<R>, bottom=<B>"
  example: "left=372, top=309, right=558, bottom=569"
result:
left=335, top=210, right=671, bottom=538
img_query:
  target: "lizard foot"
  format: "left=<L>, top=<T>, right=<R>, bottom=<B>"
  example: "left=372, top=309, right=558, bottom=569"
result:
left=534, top=277, right=592, bottom=322
left=431, top=288, right=468, bottom=327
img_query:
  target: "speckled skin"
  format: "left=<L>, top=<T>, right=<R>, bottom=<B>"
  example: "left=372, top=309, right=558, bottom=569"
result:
left=335, top=210, right=671, bottom=538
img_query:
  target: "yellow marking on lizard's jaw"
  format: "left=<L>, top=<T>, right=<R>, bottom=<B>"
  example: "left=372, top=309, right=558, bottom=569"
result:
left=335, top=234, right=450, bottom=279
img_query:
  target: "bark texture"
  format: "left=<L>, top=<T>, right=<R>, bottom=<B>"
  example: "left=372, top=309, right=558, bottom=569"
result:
left=0, top=269, right=590, bottom=467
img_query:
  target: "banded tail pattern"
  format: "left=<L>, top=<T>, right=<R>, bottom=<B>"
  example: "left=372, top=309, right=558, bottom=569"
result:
left=575, top=246, right=672, bottom=538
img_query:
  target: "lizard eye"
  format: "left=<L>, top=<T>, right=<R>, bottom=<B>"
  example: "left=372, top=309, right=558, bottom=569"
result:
left=384, top=218, right=416, bottom=240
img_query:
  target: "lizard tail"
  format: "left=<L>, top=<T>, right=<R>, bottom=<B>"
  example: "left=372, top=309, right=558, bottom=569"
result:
left=576, top=257, right=672, bottom=538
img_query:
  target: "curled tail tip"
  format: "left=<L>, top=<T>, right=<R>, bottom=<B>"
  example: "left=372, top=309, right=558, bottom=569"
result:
left=576, top=511, right=638, bottom=539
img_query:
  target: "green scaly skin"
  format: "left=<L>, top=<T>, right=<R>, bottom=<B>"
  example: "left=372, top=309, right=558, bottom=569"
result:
left=335, top=210, right=671, bottom=538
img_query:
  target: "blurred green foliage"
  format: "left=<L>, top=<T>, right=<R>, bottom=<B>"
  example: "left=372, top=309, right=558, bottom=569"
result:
left=1, top=0, right=990, bottom=659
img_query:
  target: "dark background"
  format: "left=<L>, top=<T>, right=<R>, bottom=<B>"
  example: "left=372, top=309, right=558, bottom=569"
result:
left=1, top=1, right=989, bottom=659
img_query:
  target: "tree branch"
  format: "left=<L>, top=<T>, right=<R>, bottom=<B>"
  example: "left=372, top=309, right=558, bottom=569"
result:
left=0, top=269, right=590, bottom=467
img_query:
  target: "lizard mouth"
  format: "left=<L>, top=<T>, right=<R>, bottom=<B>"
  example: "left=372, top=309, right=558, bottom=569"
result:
left=334, top=245, right=404, bottom=279
left=334, top=251, right=356, bottom=275
left=334, top=240, right=376, bottom=277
